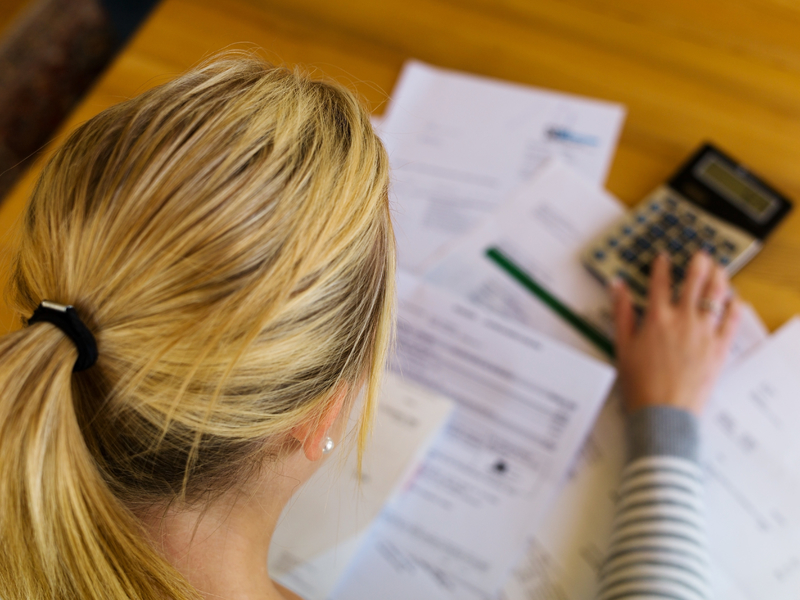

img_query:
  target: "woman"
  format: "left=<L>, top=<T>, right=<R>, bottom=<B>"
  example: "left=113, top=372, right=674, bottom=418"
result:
left=0, top=56, right=738, bottom=600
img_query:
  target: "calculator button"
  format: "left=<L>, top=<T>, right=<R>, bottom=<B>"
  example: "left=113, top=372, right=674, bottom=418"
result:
left=638, top=261, right=652, bottom=277
left=607, top=237, right=619, bottom=248
left=722, top=240, right=737, bottom=252
left=635, top=237, right=651, bottom=250
left=620, top=248, right=637, bottom=263
left=666, top=197, right=678, bottom=208
left=638, top=247, right=656, bottom=260
left=617, top=270, right=647, bottom=296
left=681, top=227, right=697, bottom=240
left=622, top=225, right=634, bottom=236
left=719, top=256, right=731, bottom=266
left=682, top=244, right=700, bottom=258
left=593, top=249, right=606, bottom=261
left=636, top=213, right=647, bottom=223
left=703, top=225, right=717, bottom=237
left=648, top=224, right=665, bottom=238
left=682, top=212, right=697, bottom=224
left=667, top=239, right=683, bottom=253
left=675, top=251, right=691, bottom=267
left=699, top=241, right=716, bottom=255
left=650, top=202, right=660, bottom=211
left=662, top=214, right=680, bottom=227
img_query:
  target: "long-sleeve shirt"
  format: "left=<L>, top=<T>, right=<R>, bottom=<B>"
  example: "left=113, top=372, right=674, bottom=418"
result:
left=596, top=406, right=710, bottom=600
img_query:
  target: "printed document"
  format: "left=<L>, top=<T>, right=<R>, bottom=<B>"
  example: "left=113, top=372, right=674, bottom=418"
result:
left=424, top=159, right=624, bottom=358
left=270, top=373, right=454, bottom=600
left=330, top=273, right=616, bottom=599
left=703, top=317, right=800, bottom=599
left=380, top=60, right=625, bottom=272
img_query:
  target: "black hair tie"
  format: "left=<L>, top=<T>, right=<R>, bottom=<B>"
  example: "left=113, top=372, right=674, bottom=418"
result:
left=28, top=301, right=98, bottom=372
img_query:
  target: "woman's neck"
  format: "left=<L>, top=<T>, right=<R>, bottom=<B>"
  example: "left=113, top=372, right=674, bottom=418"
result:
left=140, top=451, right=316, bottom=600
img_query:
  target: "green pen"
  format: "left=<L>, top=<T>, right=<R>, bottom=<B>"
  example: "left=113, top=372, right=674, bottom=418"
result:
left=485, top=246, right=616, bottom=360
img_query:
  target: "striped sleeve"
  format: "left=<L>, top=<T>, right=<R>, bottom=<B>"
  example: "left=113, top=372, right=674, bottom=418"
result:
left=596, top=406, right=711, bottom=600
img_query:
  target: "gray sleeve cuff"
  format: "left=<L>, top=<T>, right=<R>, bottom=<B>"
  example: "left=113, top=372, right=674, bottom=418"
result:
left=626, top=405, right=700, bottom=463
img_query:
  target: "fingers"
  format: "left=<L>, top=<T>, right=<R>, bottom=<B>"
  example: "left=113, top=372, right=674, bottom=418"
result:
left=680, top=251, right=713, bottom=310
left=647, top=253, right=672, bottom=311
left=612, top=278, right=635, bottom=349
left=699, top=262, right=731, bottom=323
left=719, top=295, right=743, bottom=346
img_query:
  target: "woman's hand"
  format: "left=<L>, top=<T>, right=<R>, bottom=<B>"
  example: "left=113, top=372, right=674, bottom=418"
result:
left=612, top=252, right=742, bottom=416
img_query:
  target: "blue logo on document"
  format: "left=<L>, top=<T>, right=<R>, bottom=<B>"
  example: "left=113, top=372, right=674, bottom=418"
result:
left=546, top=127, right=599, bottom=146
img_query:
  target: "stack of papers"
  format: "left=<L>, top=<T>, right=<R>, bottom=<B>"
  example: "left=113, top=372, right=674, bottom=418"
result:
left=272, top=58, right=800, bottom=600
left=378, top=60, right=625, bottom=273
left=330, top=274, right=616, bottom=599
left=703, top=318, right=800, bottom=597
left=424, top=159, right=623, bottom=354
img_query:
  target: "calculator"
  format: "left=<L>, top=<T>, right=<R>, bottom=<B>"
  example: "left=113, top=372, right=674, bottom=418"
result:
left=583, top=143, right=792, bottom=306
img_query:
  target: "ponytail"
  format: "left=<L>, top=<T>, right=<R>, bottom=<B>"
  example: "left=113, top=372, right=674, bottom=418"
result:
left=0, top=55, right=393, bottom=600
left=0, top=324, right=197, bottom=599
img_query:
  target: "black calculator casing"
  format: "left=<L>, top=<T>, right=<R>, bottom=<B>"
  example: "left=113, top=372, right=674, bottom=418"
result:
left=669, top=143, right=792, bottom=241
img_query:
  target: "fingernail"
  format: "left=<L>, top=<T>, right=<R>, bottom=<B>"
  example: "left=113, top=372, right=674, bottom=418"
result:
left=690, top=251, right=705, bottom=268
left=610, top=277, right=623, bottom=296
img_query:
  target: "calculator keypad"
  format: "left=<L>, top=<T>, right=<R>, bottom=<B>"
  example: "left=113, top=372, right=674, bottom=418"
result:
left=584, top=189, right=757, bottom=305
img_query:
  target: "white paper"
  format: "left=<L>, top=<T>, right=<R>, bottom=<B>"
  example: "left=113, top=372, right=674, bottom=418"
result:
left=381, top=60, right=626, bottom=273
left=270, top=372, right=454, bottom=600
left=702, top=317, right=800, bottom=599
left=330, top=274, right=617, bottom=599
left=424, top=159, right=623, bottom=352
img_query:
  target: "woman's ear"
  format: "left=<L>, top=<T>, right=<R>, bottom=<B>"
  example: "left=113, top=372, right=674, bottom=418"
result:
left=290, top=385, right=347, bottom=462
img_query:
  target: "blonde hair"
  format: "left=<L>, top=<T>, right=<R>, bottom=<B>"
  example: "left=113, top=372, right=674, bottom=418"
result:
left=0, top=56, right=394, bottom=599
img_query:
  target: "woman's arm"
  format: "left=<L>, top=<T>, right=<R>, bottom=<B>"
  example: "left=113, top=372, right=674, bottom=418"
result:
left=596, top=252, right=740, bottom=600
left=598, top=407, right=708, bottom=599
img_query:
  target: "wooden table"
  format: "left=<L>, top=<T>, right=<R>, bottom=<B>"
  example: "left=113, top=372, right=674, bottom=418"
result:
left=3, top=0, right=800, bottom=332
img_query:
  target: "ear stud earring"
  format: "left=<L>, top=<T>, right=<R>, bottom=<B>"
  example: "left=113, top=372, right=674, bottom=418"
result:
left=321, top=437, right=335, bottom=455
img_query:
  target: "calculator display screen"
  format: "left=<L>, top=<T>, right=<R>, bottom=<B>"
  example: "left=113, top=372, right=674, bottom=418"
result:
left=696, top=156, right=778, bottom=221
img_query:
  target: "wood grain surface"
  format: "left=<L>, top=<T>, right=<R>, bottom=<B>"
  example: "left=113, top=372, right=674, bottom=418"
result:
left=0, top=0, right=31, bottom=36
left=3, top=0, right=800, bottom=331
